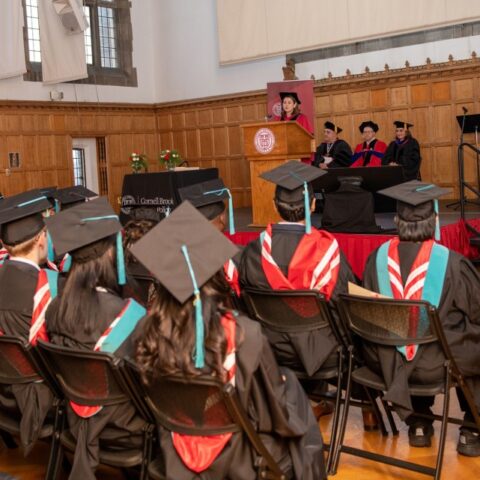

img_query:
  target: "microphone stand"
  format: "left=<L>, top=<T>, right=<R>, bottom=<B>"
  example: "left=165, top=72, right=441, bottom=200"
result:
left=447, top=108, right=468, bottom=210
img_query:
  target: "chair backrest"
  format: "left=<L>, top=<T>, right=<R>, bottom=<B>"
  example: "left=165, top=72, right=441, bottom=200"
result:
left=125, top=364, right=286, bottom=478
left=338, top=294, right=437, bottom=347
left=0, top=335, right=42, bottom=384
left=242, top=287, right=333, bottom=334
left=36, top=340, right=130, bottom=407
left=128, top=366, right=239, bottom=436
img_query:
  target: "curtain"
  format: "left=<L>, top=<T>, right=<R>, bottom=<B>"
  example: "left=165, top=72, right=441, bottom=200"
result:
left=216, top=0, right=480, bottom=64
left=0, top=0, right=27, bottom=79
left=38, top=0, right=88, bottom=84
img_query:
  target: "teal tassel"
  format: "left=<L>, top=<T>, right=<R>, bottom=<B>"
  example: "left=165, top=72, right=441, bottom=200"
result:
left=303, top=182, right=312, bottom=234
left=434, top=199, right=440, bottom=241
left=181, top=245, right=205, bottom=369
left=116, top=232, right=126, bottom=285
left=81, top=215, right=126, bottom=285
left=54, top=199, right=60, bottom=213
left=203, top=188, right=235, bottom=234
left=17, top=195, right=48, bottom=208
left=47, top=232, right=55, bottom=262
left=62, top=254, right=72, bottom=273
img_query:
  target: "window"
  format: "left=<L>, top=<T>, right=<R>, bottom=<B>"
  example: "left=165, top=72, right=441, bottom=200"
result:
left=72, top=148, right=87, bottom=187
left=22, top=0, right=137, bottom=86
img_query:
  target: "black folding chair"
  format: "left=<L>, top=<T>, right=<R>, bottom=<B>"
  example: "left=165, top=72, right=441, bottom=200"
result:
left=241, top=287, right=380, bottom=471
left=125, top=364, right=288, bottom=480
left=332, top=294, right=480, bottom=479
left=0, top=335, right=64, bottom=479
left=36, top=340, right=155, bottom=480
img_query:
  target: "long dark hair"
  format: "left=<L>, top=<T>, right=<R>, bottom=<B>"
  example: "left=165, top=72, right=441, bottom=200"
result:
left=395, top=212, right=436, bottom=242
left=135, top=271, right=240, bottom=384
left=53, top=236, right=119, bottom=336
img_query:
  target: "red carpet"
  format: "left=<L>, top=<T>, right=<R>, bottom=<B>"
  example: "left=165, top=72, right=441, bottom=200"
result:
left=226, top=219, right=480, bottom=279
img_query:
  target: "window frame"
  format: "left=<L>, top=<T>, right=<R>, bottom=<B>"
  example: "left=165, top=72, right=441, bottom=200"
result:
left=22, top=0, right=137, bottom=87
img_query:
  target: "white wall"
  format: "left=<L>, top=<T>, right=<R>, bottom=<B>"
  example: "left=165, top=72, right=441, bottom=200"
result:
left=0, top=0, right=158, bottom=103
left=0, top=0, right=478, bottom=104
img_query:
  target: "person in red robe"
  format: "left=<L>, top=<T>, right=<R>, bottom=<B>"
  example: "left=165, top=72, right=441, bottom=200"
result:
left=274, top=91, right=314, bottom=164
left=351, top=120, right=387, bottom=167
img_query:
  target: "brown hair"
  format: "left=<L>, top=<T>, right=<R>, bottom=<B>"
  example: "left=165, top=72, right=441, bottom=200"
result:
left=135, top=271, right=241, bottom=384
left=395, top=212, right=436, bottom=242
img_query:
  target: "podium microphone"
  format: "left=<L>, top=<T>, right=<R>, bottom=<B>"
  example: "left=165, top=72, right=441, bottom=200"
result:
left=463, top=106, right=468, bottom=114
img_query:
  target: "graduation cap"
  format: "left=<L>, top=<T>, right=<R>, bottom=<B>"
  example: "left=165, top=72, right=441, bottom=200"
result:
left=324, top=121, right=342, bottom=134
left=359, top=121, right=379, bottom=133
left=177, top=178, right=235, bottom=234
left=393, top=120, right=413, bottom=129
left=378, top=180, right=450, bottom=240
left=44, top=196, right=126, bottom=284
left=40, top=186, right=60, bottom=213
left=260, top=160, right=326, bottom=233
left=130, top=201, right=238, bottom=368
left=0, top=189, right=51, bottom=246
left=56, top=185, right=98, bottom=209
left=279, top=91, right=301, bottom=105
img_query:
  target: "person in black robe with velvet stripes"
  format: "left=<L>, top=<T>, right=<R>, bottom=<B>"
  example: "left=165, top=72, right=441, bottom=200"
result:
left=44, top=198, right=147, bottom=480
left=239, top=162, right=357, bottom=379
left=313, top=121, right=353, bottom=169
left=0, top=190, right=54, bottom=455
left=129, top=201, right=326, bottom=480
left=361, top=181, right=480, bottom=455
left=382, top=121, right=422, bottom=181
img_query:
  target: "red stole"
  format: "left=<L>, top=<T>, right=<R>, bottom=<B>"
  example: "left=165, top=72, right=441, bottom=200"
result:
left=386, top=238, right=434, bottom=360
left=261, top=224, right=340, bottom=300
left=172, top=313, right=236, bottom=473
left=223, top=259, right=240, bottom=297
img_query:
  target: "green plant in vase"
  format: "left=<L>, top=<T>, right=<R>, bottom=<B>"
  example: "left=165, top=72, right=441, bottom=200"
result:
left=159, top=149, right=183, bottom=170
left=130, top=152, right=148, bottom=173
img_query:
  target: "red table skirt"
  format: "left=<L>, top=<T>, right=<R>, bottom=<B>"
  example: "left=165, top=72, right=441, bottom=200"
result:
left=226, top=219, right=480, bottom=280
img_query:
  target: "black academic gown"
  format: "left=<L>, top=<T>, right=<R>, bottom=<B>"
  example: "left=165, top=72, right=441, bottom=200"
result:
left=0, top=258, right=54, bottom=455
left=382, top=138, right=421, bottom=181
left=148, top=314, right=326, bottom=480
left=45, top=289, right=146, bottom=480
left=362, top=242, right=480, bottom=419
left=313, top=140, right=353, bottom=168
left=239, top=224, right=357, bottom=376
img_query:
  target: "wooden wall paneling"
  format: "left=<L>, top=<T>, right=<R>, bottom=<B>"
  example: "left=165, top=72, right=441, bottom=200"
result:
left=315, top=95, right=331, bottom=115
left=186, top=129, right=200, bottom=159
left=80, top=114, right=97, bottom=132
left=410, top=83, right=430, bottom=105
left=212, top=107, right=226, bottom=125
left=350, top=90, right=370, bottom=111
left=227, top=125, right=242, bottom=156
left=226, top=105, right=241, bottom=123
left=157, top=113, right=171, bottom=131
left=462, top=144, right=479, bottom=186
left=171, top=112, right=185, bottom=129
left=432, top=145, right=456, bottom=186
left=213, top=127, right=227, bottom=157
left=107, top=135, right=123, bottom=167
left=371, top=88, right=389, bottom=109
left=256, top=101, right=267, bottom=121
left=159, top=132, right=173, bottom=151
left=432, top=81, right=451, bottom=102
left=172, top=131, right=187, bottom=156
left=432, top=105, right=453, bottom=143
left=390, top=87, right=408, bottom=106
left=199, top=128, right=213, bottom=159
left=332, top=93, right=349, bottom=112
left=144, top=133, right=160, bottom=171
left=64, top=114, right=81, bottom=132
left=454, top=78, right=474, bottom=100
left=197, top=109, right=212, bottom=126
left=419, top=146, right=432, bottom=181
left=241, top=103, right=257, bottom=122
left=411, top=107, right=430, bottom=144
left=184, top=111, right=197, bottom=128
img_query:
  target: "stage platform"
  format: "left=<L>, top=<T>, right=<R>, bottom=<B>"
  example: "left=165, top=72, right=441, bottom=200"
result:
left=230, top=200, right=480, bottom=279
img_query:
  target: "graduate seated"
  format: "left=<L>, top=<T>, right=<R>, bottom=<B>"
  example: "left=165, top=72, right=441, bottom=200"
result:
left=44, top=198, right=147, bottom=479
left=0, top=189, right=55, bottom=454
left=122, top=217, right=158, bottom=307
left=130, top=202, right=327, bottom=480
left=239, top=162, right=365, bottom=420
left=362, top=181, right=480, bottom=455
left=350, top=121, right=387, bottom=168
left=178, top=178, right=241, bottom=298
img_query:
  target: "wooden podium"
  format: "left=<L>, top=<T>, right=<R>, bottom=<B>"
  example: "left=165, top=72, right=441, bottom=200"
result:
left=241, top=121, right=315, bottom=226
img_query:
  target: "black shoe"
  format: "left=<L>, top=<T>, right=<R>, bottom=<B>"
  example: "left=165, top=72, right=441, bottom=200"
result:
left=457, top=429, right=480, bottom=457
left=408, top=423, right=434, bottom=448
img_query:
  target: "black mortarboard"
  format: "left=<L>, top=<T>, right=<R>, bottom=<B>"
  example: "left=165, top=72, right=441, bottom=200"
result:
left=393, top=120, right=413, bottom=129
left=378, top=180, right=449, bottom=240
left=130, top=201, right=238, bottom=369
left=260, top=161, right=326, bottom=233
left=178, top=179, right=227, bottom=220
left=131, top=201, right=238, bottom=304
left=0, top=189, right=51, bottom=245
left=44, top=197, right=126, bottom=283
left=359, top=121, right=379, bottom=133
left=324, top=121, right=342, bottom=134
left=57, top=185, right=98, bottom=209
left=40, top=186, right=60, bottom=212
left=279, top=91, right=301, bottom=105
